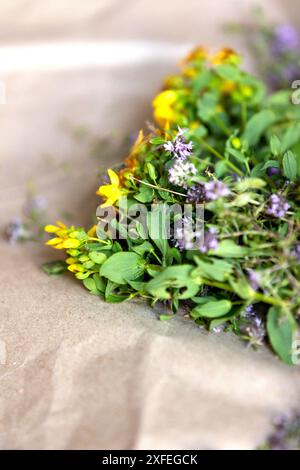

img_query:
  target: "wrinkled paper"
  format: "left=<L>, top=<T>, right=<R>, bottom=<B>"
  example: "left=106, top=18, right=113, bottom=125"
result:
left=0, top=0, right=299, bottom=450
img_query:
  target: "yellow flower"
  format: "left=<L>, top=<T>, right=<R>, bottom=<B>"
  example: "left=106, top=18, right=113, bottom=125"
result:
left=182, top=66, right=197, bottom=78
left=44, top=221, right=85, bottom=250
left=211, top=48, right=240, bottom=65
left=153, top=90, right=179, bottom=127
left=181, top=46, right=207, bottom=65
left=87, top=225, right=97, bottom=237
left=96, top=169, right=125, bottom=208
left=221, top=80, right=236, bottom=94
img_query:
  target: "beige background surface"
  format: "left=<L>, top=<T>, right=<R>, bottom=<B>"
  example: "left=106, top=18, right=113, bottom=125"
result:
left=0, top=0, right=300, bottom=450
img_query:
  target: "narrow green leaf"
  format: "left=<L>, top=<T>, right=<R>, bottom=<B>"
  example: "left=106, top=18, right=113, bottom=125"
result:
left=191, top=300, right=232, bottom=319
left=267, top=306, right=298, bottom=365
left=283, top=151, right=298, bottom=181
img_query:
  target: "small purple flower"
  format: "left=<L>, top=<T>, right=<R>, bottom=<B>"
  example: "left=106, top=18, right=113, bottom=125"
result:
left=204, top=180, right=230, bottom=201
left=164, top=141, right=175, bottom=153
left=247, top=269, right=261, bottom=291
left=6, top=217, right=27, bottom=244
left=241, top=304, right=255, bottom=319
left=186, top=184, right=207, bottom=203
left=240, top=304, right=267, bottom=347
left=212, top=323, right=228, bottom=334
left=174, top=216, right=201, bottom=251
left=272, top=24, right=300, bottom=54
left=264, top=410, right=300, bottom=450
left=199, top=227, right=218, bottom=253
left=266, top=194, right=290, bottom=218
left=164, top=127, right=193, bottom=161
left=266, top=166, right=281, bottom=177
left=292, top=244, right=300, bottom=261
left=168, top=160, right=197, bottom=188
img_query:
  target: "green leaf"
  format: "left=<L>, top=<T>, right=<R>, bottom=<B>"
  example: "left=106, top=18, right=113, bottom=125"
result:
left=100, top=252, right=146, bottom=285
left=147, top=206, right=169, bottom=259
left=146, top=265, right=200, bottom=300
left=282, top=151, right=298, bottom=181
left=267, top=306, right=298, bottom=365
left=93, top=273, right=106, bottom=293
left=197, top=92, right=218, bottom=122
left=146, top=162, right=157, bottom=182
left=192, top=258, right=233, bottom=282
left=230, top=192, right=260, bottom=207
left=88, top=252, right=107, bottom=264
left=242, top=110, right=276, bottom=146
left=270, top=135, right=281, bottom=156
left=235, top=178, right=266, bottom=192
left=83, top=277, right=99, bottom=295
left=215, top=160, right=228, bottom=177
left=209, top=305, right=244, bottom=330
left=132, top=241, right=154, bottom=256
left=105, top=280, right=129, bottom=303
left=281, top=124, right=300, bottom=153
left=159, top=314, right=175, bottom=321
left=191, top=300, right=232, bottom=319
left=191, top=296, right=217, bottom=304
left=215, top=64, right=241, bottom=81
left=229, top=276, right=255, bottom=300
left=42, top=260, right=67, bottom=275
left=212, top=240, right=249, bottom=258
left=192, top=68, right=212, bottom=93
left=150, top=136, right=165, bottom=145
left=262, top=160, right=280, bottom=171
left=134, top=185, right=154, bottom=203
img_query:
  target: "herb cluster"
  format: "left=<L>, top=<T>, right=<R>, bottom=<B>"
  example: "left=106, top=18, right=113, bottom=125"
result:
left=45, top=47, right=300, bottom=365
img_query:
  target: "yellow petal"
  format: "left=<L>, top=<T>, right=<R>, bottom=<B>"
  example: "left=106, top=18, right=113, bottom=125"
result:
left=68, top=263, right=84, bottom=273
left=54, top=243, right=64, bottom=250
left=44, top=224, right=59, bottom=233
left=131, top=130, right=144, bottom=155
left=45, top=237, right=62, bottom=246
left=55, top=220, right=67, bottom=228
left=97, top=184, right=114, bottom=198
left=107, top=169, right=120, bottom=186
left=153, top=90, right=178, bottom=108
left=100, top=197, right=115, bottom=208
left=61, top=238, right=81, bottom=249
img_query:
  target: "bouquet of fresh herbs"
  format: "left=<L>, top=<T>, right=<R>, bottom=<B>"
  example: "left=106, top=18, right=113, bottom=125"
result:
left=44, top=47, right=300, bottom=365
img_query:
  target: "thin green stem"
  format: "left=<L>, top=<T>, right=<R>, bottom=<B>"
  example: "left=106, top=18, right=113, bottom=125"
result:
left=88, top=237, right=109, bottom=244
left=203, top=279, right=286, bottom=307
left=202, top=142, right=243, bottom=176
left=129, top=176, right=188, bottom=198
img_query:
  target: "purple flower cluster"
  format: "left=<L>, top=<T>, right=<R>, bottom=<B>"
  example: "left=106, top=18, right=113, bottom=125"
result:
left=264, top=411, right=300, bottom=450
left=204, top=180, right=230, bottom=201
left=168, top=160, right=197, bottom=188
left=241, top=304, right=266, bottom=347
left=164, top=127, right=193, bottom=161
left=199, top=227, right=218, bottom=253
left=6, top=217, right=27, bottom=244
left=174, top=216, right=201, bottom=251
left=272, top=25, right=300, bottom=55
left=266, top=194, right=290, bottom=218
left=292, top=244, right=300, bottom=261
left=247, top=269, right=261, bottom=291
left=187, top=180, right=230, bottom=203
left=186, top=184, right=207, bottom=203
